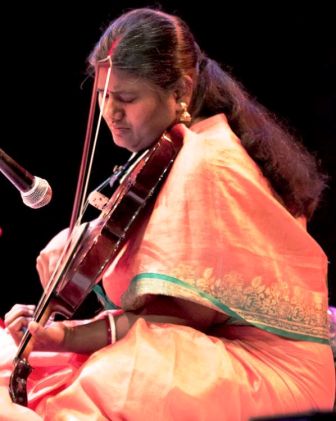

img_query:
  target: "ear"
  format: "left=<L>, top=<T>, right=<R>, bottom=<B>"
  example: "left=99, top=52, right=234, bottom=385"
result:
left=174, top=75, right=193, bottom=106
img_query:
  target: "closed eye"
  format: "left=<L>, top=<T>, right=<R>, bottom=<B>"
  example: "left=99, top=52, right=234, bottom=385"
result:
left=97, top=89, right=136, bottom=103
left=117, top=95, right=136, bottom=103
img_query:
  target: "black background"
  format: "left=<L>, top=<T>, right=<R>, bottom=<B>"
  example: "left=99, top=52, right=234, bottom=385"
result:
left=0, top=1, right=335, bottom=317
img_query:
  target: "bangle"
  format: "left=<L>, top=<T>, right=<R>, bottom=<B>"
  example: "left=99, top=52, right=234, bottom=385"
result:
left=105, top=313, right=116, bottom=345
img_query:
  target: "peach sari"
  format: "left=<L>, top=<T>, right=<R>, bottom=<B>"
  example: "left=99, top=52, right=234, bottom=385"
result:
left=0, top=114, right=334, bottom=420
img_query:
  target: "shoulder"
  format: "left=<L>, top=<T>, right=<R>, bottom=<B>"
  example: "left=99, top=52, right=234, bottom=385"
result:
left=168, top=114, right=275, bottom=202
left=176, top=114, right=256, bottom=176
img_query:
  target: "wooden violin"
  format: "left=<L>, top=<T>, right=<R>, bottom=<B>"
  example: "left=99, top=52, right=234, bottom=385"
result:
left=9, top=127, right=183, bottom=406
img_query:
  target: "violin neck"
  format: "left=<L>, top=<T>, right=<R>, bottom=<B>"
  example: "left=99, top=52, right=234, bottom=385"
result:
left=15, top=295, right=54, bottom=361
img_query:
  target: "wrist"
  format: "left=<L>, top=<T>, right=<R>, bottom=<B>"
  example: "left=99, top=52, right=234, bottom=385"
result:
left=105, top=313, right=117, bottom=345
left=61, top=323, right=75, bottom=352
left=60, top=317, right=118, bottom=354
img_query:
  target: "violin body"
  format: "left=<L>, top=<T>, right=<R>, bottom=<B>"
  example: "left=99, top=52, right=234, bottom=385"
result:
left=9, top=128, right=183, bottom=406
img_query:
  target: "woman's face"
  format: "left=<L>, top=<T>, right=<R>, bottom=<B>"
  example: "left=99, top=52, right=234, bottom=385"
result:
left=97, top=67, right=180, bottom=152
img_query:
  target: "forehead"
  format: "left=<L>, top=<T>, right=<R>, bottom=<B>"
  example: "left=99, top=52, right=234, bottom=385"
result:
left=96, top=63, right=140, bottom=92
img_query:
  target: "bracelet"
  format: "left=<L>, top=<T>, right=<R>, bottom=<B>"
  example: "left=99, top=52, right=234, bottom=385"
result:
left=105, top=313, right=117, bottom=345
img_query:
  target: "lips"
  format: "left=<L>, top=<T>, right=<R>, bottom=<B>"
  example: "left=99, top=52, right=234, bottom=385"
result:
left=111, top=125, right=129, bottom=130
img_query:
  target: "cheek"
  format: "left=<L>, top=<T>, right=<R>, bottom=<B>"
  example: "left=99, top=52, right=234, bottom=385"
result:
left=139, top=102, right=176, bottom=132
left=127, top=94, right=177, bottom=141
left=130, top=105, right=158, bottom=132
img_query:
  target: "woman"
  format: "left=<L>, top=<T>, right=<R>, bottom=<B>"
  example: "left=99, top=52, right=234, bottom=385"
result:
left=1, top=7, right=335, bottom=420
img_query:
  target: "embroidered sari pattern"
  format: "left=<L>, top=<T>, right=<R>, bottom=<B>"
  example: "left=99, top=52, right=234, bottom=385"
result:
left=122, top=267, right=329, bottom=342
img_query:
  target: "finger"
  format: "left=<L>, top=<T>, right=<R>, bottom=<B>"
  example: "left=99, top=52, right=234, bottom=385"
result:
left=6, top=304, right=36, bottom=315
left=6, top=316, right=33, bottom=338
left=4, top=311, right=34, bottom=328
left=4, top=305, right=35, bottom=326
left=6, top=318, right=33, bottom=346
left=28, top=321, right=50, bottom=351
left=28, top=321, right=40, bottom=335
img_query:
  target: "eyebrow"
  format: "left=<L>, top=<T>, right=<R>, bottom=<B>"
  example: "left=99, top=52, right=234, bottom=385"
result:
left=97, top=88, right=136, bottom=95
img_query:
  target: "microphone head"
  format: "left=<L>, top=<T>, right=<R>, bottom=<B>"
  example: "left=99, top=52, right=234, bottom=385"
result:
left=21, top=176, right=52, bottom=208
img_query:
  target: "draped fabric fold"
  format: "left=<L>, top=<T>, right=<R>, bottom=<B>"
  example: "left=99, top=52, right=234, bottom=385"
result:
left=0, top=320, right=334, bottom=420
left=0, top=114, right=334, bottom=420
left=104, top=115, right=330, bottom=343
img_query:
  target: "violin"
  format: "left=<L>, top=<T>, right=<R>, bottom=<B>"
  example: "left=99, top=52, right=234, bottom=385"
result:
left=9, top=127, right=183, bottom=406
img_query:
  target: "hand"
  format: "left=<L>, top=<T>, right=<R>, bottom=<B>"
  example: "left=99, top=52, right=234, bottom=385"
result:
left=4, top=304, right=35, bottom=345
left=4, top=303, right=67, bottom=351
left=27, top=320, right=67, bottom=352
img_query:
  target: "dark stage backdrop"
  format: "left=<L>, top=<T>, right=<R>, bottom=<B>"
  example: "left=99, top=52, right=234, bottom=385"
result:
left=0, top=1, right=335, bottom=318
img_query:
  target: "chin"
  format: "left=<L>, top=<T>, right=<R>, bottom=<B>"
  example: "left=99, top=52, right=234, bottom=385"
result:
left=112, top=137, right=132, bottom=151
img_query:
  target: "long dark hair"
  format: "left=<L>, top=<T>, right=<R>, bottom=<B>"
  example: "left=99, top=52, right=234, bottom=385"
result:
left=88, top=7, right=327, bottom=219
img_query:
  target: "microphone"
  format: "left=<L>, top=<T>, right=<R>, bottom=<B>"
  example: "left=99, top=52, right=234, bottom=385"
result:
left=0, top=147, right=52, bottom=208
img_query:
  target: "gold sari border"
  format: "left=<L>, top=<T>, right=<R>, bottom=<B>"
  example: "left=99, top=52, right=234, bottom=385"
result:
left=122, top=272, right=330, bottom=345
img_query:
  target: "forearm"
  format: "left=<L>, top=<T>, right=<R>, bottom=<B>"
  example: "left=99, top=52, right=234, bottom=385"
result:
left=63, top=318, right=110, bottom=354
left=61, top=295, right=223, bottom=354
left=63, top=312, right=191, bottom=354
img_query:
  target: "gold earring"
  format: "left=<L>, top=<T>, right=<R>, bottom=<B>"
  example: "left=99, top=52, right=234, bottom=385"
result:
left=179, top=102, right=191, bottom=125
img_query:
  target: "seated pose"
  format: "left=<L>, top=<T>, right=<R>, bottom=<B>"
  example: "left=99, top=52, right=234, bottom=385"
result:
left=1, top=7, right=335, bottom=421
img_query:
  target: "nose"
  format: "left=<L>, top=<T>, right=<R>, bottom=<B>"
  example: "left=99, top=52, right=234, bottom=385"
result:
left=102, top=96, right=124, bottom=123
